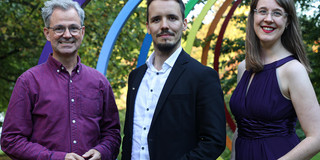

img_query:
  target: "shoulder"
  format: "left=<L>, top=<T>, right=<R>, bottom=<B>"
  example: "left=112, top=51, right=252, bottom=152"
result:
left=277, top=59, right=310, bottom=97
left=238, top=60, right=246, bottom=74
left=237, top=60, right=246, bottom=83
left=129, top=64, right=147, bottom=77
left=278, top=59, right=308, bottom=80
left=81, top=63, right=106, bottom=78
left=80, top=64, right=112, bottom=87
left=187, top=56, right=217, bottom=73
left=181, top=55, right=220, bottom=82
left=19, top=63, right=47, bottom=80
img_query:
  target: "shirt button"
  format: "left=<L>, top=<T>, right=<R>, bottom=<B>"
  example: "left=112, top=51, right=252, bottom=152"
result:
left=146, top=108, right=149, bottom=111
left=73, top=140, right=77, bottom=144
left=77, top=70, right=80, bottom=73
left=57, top=69, right=60, bottom=73
left=141, top=147, right=144, bottom=150
left=72, top=120, right=76, bottom=124
left=61, top=67, right=64, bottom=70
left=70, top=80, right=73, bottom=83
left=71, top=99, right=75, bottom=102
left=150, top=89, right=153, bottom=92
left=156, top=72, right=159, bottom=75
left=143, top=127, right=146, bottom=130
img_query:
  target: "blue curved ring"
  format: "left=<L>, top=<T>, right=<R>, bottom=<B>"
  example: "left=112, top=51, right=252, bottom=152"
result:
left=96, top=0, right=142, bottom=74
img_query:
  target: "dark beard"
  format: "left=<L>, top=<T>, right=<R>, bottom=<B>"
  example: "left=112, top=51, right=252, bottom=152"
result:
left=156, top=43, right=175, bottom=53
left=155, top=39, right=180, bottom=54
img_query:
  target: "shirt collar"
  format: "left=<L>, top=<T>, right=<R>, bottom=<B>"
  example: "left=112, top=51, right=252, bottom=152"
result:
left=47, top=54, right=82, bottom=74
left=146, top=46, right=182, bottom=70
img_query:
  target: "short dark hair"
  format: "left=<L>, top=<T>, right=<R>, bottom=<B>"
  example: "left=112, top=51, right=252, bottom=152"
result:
left=146, top=0, right=185, bottom=22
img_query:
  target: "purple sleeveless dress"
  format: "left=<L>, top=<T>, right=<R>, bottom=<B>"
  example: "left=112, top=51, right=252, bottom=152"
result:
left=230, top=56, right=300, bottom=160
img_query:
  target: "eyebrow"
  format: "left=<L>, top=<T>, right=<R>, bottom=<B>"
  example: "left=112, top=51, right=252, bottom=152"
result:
left=257, top=7, right=285, bottom=12
left=150, top=16, right=160, bottom=21
left=52, top=24, right=81, bottom=27
left=167, top=14, right=179, bottom=18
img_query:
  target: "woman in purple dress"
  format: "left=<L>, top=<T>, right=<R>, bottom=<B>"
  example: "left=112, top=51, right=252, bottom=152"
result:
left=230, top=0, right=320, bottom=159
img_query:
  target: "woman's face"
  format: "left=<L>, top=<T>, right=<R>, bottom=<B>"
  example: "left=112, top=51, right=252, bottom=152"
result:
left=253, top=0, right=288, bottom=46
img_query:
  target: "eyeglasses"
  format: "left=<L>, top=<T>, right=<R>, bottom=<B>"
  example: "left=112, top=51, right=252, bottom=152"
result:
left=254, top=9, right=288, bottom=18
left=47, top=25, right=83, bottom=36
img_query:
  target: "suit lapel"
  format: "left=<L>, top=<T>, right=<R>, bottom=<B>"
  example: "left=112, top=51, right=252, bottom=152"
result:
left=128, top=64, right=147, bottom=132
left=150, top=50, right=189, bottom=127
left=130, top=64, right=147, bottom=104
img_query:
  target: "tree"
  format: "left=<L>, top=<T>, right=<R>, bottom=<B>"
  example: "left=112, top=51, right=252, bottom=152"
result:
left=0, top=0, right=147, bottom=111
left=0, top=0, right=45, bottom=112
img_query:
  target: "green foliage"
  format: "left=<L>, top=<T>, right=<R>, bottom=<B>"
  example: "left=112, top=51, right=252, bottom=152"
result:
left=117, top=108, right=126, bottom=160
left=0, top=0, right=319, bottom=159
left=0, top=0, right=147, bottom=109
left=0, top=0, right=45, bottom=111
left=78, top=0, right=147, bottom=98
left=298, top=0, right=320, bottom=100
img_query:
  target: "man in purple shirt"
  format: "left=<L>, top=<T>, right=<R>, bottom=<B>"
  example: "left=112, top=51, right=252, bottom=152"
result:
left=0, top=0, right=121, bottom=160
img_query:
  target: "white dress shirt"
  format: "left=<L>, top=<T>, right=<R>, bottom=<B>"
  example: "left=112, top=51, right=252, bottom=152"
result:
left=131, top=47, right=182, bottom=160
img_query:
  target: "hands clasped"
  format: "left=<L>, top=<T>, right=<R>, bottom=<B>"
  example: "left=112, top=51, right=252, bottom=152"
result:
left=65, top=149, right=101, bottom=160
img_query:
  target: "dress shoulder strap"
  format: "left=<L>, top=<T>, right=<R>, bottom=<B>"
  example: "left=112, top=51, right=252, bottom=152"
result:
left=276, top=55, right=296, bottom=68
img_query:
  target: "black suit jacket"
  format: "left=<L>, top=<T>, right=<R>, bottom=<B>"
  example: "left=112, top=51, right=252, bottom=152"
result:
left=122, top=50, right=226, bottom=160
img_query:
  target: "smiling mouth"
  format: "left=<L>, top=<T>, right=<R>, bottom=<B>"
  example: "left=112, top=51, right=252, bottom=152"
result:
left=262, top=26, right=275, bottom=33
left=59, top=41, right=74, bottom=44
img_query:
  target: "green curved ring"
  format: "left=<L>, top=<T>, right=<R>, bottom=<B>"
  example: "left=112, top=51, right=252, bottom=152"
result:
left=184, top=0, right=217, bottom=53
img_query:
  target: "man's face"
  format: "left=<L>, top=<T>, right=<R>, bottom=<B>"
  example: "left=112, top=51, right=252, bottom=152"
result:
left=44, top=8, right=85, bottom=57
left=146, top=0, right=187, bottom=53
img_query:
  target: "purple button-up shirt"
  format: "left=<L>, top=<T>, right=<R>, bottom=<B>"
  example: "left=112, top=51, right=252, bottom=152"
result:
left=1, top=55, right=121, bottom=160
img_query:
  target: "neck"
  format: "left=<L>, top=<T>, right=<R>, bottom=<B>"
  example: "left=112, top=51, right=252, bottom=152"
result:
left=260, top=40, right=291, bottom=64
left=153, top=44, right=180, bottom=70
left=52, top=53, right=78, bottom=75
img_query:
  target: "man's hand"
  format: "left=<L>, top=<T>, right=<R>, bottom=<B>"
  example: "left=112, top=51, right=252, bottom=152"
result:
left=65, top=153, right=85, bottom=160
left=82, top=149, right=101, bottom=160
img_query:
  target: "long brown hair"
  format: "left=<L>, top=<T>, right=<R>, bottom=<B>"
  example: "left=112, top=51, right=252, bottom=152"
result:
left=245, top=0, right=312, bottom=73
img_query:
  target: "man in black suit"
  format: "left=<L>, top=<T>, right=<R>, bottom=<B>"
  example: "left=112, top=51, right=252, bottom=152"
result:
left=122, top=0, right=226, bottom=159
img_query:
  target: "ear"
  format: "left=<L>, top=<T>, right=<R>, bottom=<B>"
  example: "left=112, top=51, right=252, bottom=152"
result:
left=43, top=27, right=51, bottom=41
left=81, top=26, right=85, bottom=39
left=146, top=22, right=151, bottom=34
left=183, top=18, right=187, bottom=31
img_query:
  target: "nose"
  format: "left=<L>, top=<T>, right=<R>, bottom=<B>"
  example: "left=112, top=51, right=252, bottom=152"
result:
left=264, top=12, right=274, bottom=23
left=160, top=18, right=169, bottom=30
left=62, top=28, right=72, bottom=38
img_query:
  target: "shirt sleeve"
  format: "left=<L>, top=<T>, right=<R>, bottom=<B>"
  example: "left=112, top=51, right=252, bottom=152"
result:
left=1, top=76, right=67, bottom=160
left=181, top=67, right=226, bottom=159
left=93, top=80, right=121, bottom=160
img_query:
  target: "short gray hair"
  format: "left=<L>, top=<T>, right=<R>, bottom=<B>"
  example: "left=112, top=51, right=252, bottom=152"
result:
left=41, top=0, right=85, bottom=27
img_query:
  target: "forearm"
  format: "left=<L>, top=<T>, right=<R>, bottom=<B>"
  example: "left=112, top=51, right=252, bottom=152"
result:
left=93, top=129, right=121, bottom=160
left=1, top=133, right=66, bottom=160
left=279, top=136, right=320, bottom=160
left=230, top=128, right=238, bottom=160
